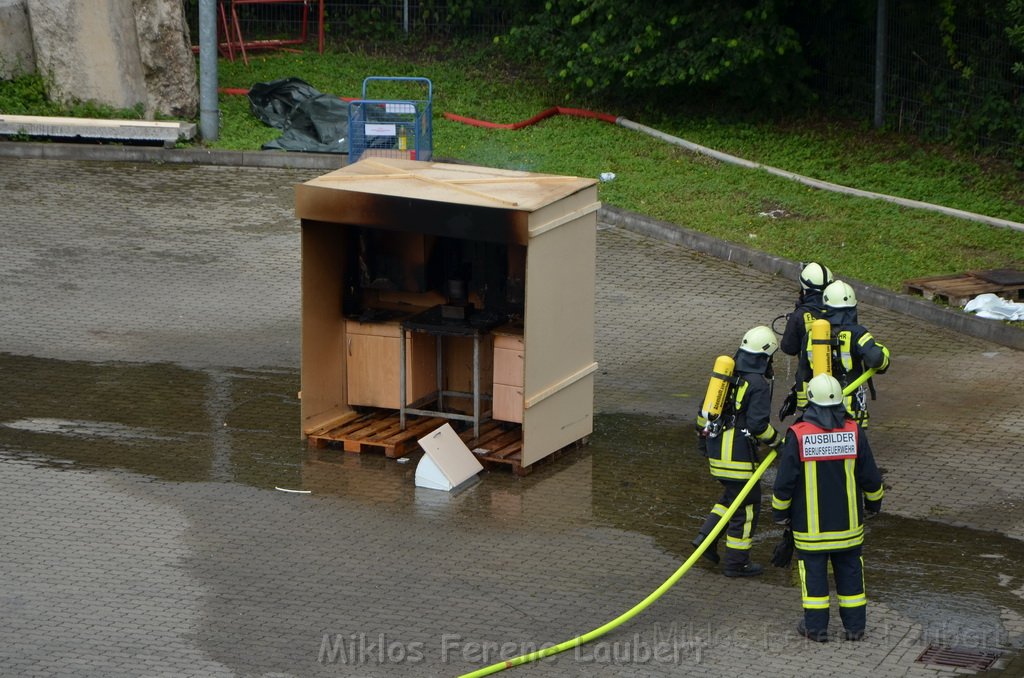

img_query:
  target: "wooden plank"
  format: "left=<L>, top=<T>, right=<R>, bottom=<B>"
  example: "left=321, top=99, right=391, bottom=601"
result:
left=378, top=415, right=447, bottom=443
left=350, top=415, right=403, bottom=439
left=328, top=412, right=386, bottom=437
left=459, top=421, right=514, bottom=449
left=307, top=410, right=361, bottom=437
left=466, top=424, right=508, bottom=449
left=491, top=440, right=523, bottom=460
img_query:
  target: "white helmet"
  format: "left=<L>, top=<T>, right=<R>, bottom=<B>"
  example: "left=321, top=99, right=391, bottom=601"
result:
left=800, top=262, right=834, bottom=292
left=806, top=374, right=844, bottom=406
left=739, top=325, right=779, bottom=356
left=823, top=280, right=857, bottom=309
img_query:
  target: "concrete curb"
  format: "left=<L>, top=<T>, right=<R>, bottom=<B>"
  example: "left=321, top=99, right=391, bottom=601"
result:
left=2, top=141, right=1019, bottom=351
left=599, top=204, right=1024, bottom=352
left=0, top=140, right=346, bottom=170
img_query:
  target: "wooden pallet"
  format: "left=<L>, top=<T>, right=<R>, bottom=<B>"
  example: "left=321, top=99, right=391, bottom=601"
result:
left=307, top=411, right=581, bottom=476
left=902, top=270, right=1024, bottom=307
left=306, top=410, right=449, bottom=458
left=459, top=420, right=528, bottom=475
left=458, top=421, right=584, bottom=477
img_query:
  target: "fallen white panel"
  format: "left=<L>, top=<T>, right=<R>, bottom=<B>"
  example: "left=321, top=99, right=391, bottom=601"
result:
left=415, top=423, right=484, bottom=491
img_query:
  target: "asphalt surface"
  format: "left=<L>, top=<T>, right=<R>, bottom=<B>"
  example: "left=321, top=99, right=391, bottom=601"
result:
left=1, top=154, right=1023, bottom=677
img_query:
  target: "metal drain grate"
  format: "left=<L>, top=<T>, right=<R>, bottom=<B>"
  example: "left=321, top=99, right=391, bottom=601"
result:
left=916, top=644, right=1001, bottom=671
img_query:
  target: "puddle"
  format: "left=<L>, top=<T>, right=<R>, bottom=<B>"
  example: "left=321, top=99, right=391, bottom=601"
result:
left=2, top=418, right=181, bottom=441
left=1, top=352, right=1021, bottom=652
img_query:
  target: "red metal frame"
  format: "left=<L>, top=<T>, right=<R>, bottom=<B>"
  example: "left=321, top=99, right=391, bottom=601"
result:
left=229, top=0, right=324, bottom=65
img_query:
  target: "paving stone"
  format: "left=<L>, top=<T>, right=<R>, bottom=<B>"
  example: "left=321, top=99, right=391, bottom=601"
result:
left=0, top=157, right=1020, bottom=677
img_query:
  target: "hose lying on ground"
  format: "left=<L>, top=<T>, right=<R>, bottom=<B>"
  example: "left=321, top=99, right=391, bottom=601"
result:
left=456, top=369, right=878, bottom=677
left=456, top=449, right=777, bottom=678
left=218, top=85, right=1024, bottom=231
left=443, top=108, right=1024, bottom=234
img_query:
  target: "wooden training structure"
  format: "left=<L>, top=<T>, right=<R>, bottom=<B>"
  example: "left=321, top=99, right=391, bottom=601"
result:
left=903, top=269, right=1024, bottom=307
left=296, top=158, right=599, bottom=474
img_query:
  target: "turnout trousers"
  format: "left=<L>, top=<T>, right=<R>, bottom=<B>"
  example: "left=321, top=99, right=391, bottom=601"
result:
left=797, top=546, right=866, bottom=635
left=697, top=479, right=761, bottom=569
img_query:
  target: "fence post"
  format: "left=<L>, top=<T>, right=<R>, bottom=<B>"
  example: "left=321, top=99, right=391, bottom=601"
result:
left=873, top=0, right=887, bottom=129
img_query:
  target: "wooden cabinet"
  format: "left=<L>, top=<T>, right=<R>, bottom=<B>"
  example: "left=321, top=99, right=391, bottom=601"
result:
left=346, top=320, right=436, bottom=409
left=492, top=330, right=524, bottom=423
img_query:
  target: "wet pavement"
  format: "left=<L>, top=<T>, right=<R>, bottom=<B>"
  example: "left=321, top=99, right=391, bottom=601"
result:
left=1, top=157, right=1023, bottom=677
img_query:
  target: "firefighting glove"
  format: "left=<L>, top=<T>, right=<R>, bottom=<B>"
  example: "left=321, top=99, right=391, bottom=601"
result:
left=770, top=528, right=794, bottom=568
left=778, top=391, right=797, bottom=420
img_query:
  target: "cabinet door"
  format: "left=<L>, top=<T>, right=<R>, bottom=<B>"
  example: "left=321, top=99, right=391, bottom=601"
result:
left=347, top=333, right=402, bottom=408
left=492, top=384, right=523, bottom=423
left=493, top=347, right=524, bottom=387
left=347, top=331, right=437, bottom=409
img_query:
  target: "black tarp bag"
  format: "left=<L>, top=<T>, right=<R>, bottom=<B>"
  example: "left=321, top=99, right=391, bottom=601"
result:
left=247, top=77, right=348, bottom=153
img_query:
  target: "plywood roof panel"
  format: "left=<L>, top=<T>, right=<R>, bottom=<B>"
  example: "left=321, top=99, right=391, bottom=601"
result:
left=299, top=157, right=596, bottom=212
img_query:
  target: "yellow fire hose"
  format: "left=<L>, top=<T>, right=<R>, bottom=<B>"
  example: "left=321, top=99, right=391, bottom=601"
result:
left=457, top=369, right=877, bottom=678
left=458, top=450, right=775, bottom=678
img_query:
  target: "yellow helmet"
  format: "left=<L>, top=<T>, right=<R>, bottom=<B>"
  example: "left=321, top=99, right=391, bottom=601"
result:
left=799, top=262, right=834, bottom=292
left=806, top=374, right=843, bottom=406
left=740, top=325, right=779, bottom=356
left=823, top=280, right=857, bottom=309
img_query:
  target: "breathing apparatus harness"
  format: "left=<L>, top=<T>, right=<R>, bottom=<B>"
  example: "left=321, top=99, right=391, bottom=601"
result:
left=825, top=326, right=878, bottom=413
left=699, top=352, right=773, bottom=452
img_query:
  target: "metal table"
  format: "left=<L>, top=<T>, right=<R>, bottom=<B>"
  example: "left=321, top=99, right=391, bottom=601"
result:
left=399, top=306, right=502, bottom=439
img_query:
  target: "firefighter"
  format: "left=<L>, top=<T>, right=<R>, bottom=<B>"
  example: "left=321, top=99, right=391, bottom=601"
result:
left=779, top=262, right=834, bottom=419
left=820, top=281, right=891, bottom=427
left=772, top=373, right=884, bottom=641
left=693, top=326, right=782, bottom=577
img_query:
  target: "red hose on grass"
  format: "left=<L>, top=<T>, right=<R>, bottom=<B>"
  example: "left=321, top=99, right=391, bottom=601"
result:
left=219, top=87, right=357, bottom=101
left=220, top=88, right=617, bottom=129
left=443, top=106, right=619, bottom=129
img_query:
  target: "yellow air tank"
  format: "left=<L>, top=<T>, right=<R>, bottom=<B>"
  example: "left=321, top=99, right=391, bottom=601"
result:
left=811, top=318, right=832, bottom=377
left=701, top=355, right=735, bottom=420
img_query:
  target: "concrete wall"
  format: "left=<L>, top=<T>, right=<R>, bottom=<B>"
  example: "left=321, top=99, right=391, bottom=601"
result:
left=5, top=0, right=197, bottom=119
left=0, top=0, right=35, bottom=78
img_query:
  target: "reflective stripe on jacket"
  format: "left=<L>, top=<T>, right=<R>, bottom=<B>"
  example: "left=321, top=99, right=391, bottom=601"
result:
left=702, top=374, right=777, bottom=481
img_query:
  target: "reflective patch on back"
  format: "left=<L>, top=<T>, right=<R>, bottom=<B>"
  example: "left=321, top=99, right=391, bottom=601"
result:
left=798, top=430, right=858, bottom=461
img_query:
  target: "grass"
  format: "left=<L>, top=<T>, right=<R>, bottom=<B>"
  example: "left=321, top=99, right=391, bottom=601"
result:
left=3, top=43, right=1023, bottom=294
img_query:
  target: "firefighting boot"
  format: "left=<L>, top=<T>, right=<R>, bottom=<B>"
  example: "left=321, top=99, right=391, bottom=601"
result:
left=691, top=534, right=720, bottom=565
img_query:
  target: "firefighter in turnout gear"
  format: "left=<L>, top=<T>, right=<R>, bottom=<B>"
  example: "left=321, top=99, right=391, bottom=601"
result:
left=772, top=374, right=884, bottom=642
left=694, top=326, right=782, bottom=577
left=819, top=281, right=891, bottom=428
left=779, top=262, right=834, bottom=418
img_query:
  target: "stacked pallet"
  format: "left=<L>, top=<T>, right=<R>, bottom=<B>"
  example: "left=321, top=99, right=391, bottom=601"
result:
left=903, top=269, right=1024, bottom=307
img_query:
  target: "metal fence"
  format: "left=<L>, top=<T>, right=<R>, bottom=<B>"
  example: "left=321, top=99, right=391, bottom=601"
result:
left=185, top=1, right=513, bottom=48
left=808, top=2, right=1024, bottom=156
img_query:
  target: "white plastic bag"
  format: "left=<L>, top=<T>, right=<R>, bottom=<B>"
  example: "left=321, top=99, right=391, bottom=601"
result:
left=963, top=293, right=1024, bottom=320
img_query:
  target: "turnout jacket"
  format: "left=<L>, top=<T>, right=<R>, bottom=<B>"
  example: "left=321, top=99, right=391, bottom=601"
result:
left=771, top=414, right=884, bottom=552
left=780, top=291, right=827, bottom=358
left=699, top=356, right=779, bottom=481
left=780, top=291, right=828, bottom=405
